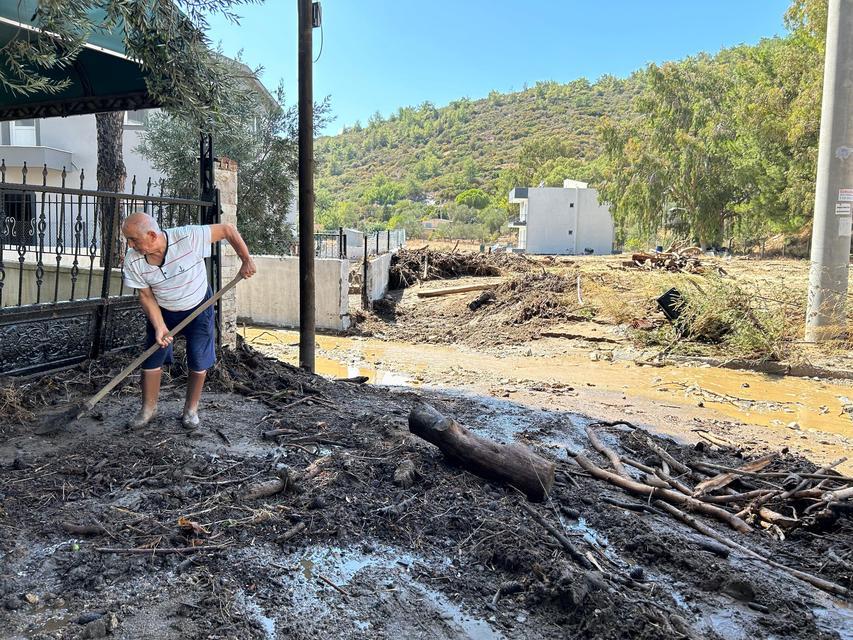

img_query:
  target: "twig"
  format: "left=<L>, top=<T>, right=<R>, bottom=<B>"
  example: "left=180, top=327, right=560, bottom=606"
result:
left=96, top=545, right=229, bottom=555
left=318, top=574, right=349, bottom=597
left=519, top=501, right=592, bottom=569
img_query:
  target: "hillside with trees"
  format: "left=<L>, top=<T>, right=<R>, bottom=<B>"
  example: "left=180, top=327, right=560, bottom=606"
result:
left=316, top=0, right=826, bottom=251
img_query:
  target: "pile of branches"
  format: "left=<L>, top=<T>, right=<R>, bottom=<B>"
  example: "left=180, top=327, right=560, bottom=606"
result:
left=626, top=248, right=708, bottom=274
left=389, top=247, right=533, bottom=289
left=572, top=422, right=852, bottom=597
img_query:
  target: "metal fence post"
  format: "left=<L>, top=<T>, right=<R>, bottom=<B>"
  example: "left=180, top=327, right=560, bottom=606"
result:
left=362, top=234, right=369, bottom=310
left=375, top=231, right=379, bottom=255
left=338, top=226, right=344, bottom=259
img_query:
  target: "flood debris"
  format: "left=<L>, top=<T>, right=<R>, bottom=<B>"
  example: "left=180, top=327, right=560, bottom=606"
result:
left=626, top=247, right=712, bottom=274
left=389, top=246, right=533, bottom=289
left=408, top=401, right=556, bottom=501
left=2, top=340, right=852, bottom=639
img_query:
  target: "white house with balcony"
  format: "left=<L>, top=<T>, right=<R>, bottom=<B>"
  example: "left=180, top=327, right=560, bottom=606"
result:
left=508, top=179, right=614, bottom=255
left=0, top=110, right=160, bottom=191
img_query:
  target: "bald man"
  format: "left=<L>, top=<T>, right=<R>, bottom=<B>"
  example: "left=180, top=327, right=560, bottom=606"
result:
left=121, top=213, right=256, bottom=429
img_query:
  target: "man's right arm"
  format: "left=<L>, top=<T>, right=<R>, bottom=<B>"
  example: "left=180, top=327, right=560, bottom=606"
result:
left=138, top=287, right=172, bottom=348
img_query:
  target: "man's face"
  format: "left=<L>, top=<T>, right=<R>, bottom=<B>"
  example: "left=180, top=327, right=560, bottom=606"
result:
left=123, top=227, right=159, bottom=254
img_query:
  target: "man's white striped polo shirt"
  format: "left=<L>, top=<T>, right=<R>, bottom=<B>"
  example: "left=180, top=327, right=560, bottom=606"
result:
left=124, top=225, right=212, bottom=311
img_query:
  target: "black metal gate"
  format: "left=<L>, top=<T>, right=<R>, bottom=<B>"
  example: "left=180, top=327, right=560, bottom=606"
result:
left=0, top=138, right=219, bottom=377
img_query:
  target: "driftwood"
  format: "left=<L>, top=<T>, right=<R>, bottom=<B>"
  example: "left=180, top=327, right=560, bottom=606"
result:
left=569, top=452, right=751, bottom=533
left=692, top=453, right=777, bottom=496
left=408, top=402, right=555, bottom=501
left=241, top=466, right=297, bottom=501
left=417, top=283, right=496, bottom=298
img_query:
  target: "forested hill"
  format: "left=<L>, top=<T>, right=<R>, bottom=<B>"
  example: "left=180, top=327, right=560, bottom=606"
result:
left=315, top=75, right=641, bottom=206
left=315, top=0, right=826, bottom=250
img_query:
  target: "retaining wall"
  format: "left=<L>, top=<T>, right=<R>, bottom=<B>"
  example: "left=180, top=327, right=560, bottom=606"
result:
left=237, top=255, right=350, bottom=330
left=365, top=252, right=392, bottom=303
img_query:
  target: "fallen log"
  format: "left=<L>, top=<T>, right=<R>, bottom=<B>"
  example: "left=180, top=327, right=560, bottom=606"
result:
left=408, top=402, right=555, bottom=501
left=416, top=283, right=496, bottom=298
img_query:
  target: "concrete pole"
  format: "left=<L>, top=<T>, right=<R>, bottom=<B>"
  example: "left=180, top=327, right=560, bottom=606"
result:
left=806, top=0, right=853, bottom=342
left=297, top=0, right=315, bottom=371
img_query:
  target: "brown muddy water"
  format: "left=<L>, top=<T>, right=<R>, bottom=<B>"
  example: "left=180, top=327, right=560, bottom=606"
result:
left=244, top=327, right=853, bottom=470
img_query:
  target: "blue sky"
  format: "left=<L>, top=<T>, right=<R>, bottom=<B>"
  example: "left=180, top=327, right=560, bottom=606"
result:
left=207, top=1, right=792, bottom=135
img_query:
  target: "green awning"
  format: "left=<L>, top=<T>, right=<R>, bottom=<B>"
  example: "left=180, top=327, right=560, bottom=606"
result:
left=0, top=0, right=159, bottom=121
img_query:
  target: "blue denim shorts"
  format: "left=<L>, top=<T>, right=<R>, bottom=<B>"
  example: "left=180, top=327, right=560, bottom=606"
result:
left=141, top=287, right=216, bottom=372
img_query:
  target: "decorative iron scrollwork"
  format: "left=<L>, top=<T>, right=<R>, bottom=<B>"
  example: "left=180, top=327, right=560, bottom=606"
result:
left=0, top=312, right=94, bottom=375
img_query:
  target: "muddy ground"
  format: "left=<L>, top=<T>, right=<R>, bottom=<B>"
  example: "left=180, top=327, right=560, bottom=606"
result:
left=1, top=341, right=851, bottom=640
left=354, top=248, right=853, bottom=375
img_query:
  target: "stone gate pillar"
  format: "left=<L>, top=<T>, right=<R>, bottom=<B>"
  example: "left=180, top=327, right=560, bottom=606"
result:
left=214, top=157, right=239, bottom=348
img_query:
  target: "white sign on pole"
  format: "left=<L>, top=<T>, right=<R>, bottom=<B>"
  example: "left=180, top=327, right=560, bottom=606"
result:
left=839, top=188, right=853, bottom=201
left=836, top=202, right=852, bottom=215
left=839, top=216, right=853, bottom=237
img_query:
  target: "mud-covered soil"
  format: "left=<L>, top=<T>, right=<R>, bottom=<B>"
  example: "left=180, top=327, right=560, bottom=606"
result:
left=354, top=270, right=595, bottom=350
left=353, top=251, right=853, bottom=378
left=1, top=341, right=851, bottom=639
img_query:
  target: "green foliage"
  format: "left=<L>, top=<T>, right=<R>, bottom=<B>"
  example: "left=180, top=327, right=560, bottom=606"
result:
left=674, top=276, right=789, bottom=360
left=3, top=1, right=257, bottom=125
left=138, top=76, right=329, bottom=254
left=316, top=72, right=639, bottom=213
left=455, top=188, right=490, bottom=210
left=317, top=0, right=826, bottom=246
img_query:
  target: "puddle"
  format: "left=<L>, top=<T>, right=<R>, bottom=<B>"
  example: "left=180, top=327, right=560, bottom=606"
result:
left=237, top=592, right=277, bottom=640
left=244, top=327, right=853, bottom=470
left=814, top=599, right=853, bottom=640
left=239, top=542, right=503, bottom=639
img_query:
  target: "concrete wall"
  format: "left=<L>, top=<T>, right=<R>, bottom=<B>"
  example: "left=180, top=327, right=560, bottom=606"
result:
left=576, top=188, right=615, bottom=255
left=521, top=186, right=614, bottom=255
left=237, top=255, right=350, bottom=330
left=526, top=187, right=575, bottom=254
left=345, top=228, right=364, bottom=260
left=366, top=252, right=392, bottom=302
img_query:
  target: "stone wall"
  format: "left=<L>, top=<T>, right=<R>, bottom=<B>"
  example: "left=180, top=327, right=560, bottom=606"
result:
left=215, top=158, right=239, bottom=348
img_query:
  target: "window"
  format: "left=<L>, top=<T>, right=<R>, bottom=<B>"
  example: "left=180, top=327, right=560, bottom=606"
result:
left=3, top=192, right=36, bottom=244
left=10, top=120, right=37, bottom=146
left=124, top=110, right=147, bottom=127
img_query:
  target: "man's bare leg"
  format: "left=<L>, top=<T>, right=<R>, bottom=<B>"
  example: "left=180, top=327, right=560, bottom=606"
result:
left=129, top=368, right=162, bottom=428
left=182, top=370, right=207, bottom=429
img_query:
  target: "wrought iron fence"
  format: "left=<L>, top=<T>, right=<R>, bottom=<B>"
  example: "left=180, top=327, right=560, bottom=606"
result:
left=308, top=228, right=406, bottom=259
left=0, top=150, right=218, bottom=376
left=0, top=161, right=209, bottom=309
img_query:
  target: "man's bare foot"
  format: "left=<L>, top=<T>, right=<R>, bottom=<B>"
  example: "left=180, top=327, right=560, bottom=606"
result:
left=128, top=408, right=157, bottom=429
left=182, top=410, right=200, bottom=430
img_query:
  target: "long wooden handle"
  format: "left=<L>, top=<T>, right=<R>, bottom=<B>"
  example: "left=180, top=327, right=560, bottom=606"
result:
left=82, top=273, right=244, bottom=414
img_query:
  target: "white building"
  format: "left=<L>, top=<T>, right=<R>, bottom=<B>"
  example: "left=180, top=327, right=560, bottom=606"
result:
left=508, top=179, right=614, bottom=255
left=0, top=110, right=158, bottom=191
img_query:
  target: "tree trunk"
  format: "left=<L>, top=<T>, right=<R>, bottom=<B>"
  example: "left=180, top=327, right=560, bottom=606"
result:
left=408, top=402, right=556, bottom=501
left=96, top=111, right=126, bottom=268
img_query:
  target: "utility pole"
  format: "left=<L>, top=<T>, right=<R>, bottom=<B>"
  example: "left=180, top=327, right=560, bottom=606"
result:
left=298, top=0, right=318, bottom=371
left=806, top=0, right=853, bottom=342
